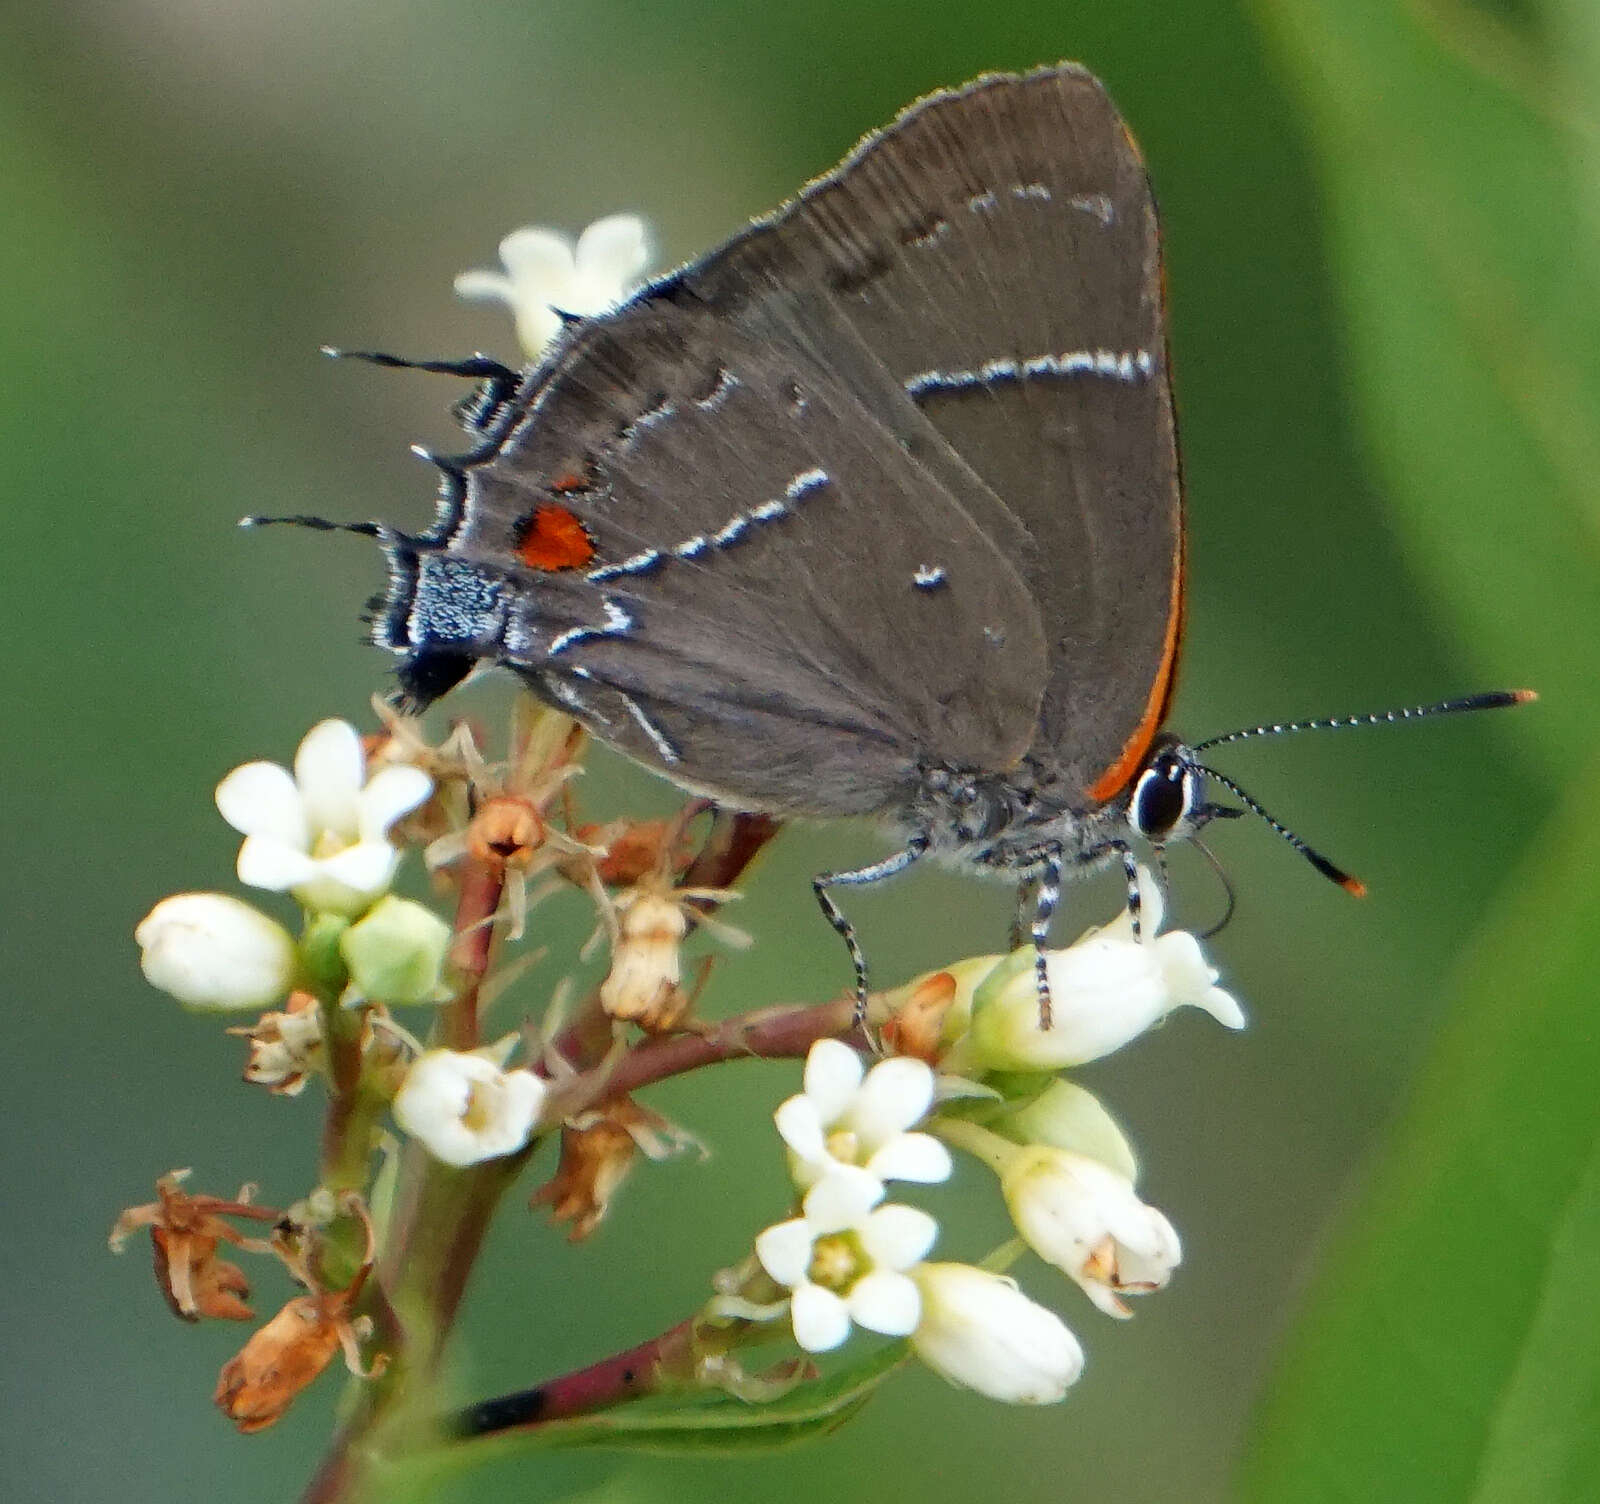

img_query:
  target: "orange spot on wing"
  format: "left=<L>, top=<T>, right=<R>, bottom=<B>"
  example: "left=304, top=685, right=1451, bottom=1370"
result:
left=1086, top=555, right=1186, bottom=805
left=549, top=471, right=589, bottom=494
left=517, top=505, right=596, bottom=572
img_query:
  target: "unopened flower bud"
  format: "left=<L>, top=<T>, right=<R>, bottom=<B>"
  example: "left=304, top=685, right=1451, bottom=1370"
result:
left=338, top=895, right=453, bottom=1006
left=910, top=1263, right=1083, bottom=1403
left=136, top=894, right=297, bottom=1012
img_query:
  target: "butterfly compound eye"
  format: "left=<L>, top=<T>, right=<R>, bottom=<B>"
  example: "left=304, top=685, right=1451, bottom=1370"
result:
left=1130, top=752, right=1198, bottom=841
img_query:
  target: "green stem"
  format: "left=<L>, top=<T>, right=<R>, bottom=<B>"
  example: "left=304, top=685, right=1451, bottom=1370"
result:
left=930, top=1117, right=1018, bottom=1176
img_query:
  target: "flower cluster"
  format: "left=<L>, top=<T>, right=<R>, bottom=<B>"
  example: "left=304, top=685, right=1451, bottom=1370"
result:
left=742, top=874, right=1241, bottom=1403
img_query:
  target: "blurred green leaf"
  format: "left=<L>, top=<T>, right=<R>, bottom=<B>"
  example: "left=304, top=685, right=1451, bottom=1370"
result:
left=460, top=1341, right=908, bottom=1462
left=1253, top=0, right=1600, bottom=785
left=1241, top=10, right=1600, bottom=1493
left=1238, top=761, right=1600, bottom=1501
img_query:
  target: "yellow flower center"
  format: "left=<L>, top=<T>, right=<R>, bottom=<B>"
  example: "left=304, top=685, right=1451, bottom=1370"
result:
left=311, top=830, right=354, bottom=860
left=462, top=1082, right=495, bottom=1134
left=807, top=1232, right=866, bottom=1292
left=824, top=1127, right=861, bottom=1164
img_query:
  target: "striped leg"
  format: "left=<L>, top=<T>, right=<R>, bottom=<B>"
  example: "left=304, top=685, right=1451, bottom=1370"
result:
left=813, top=836, right=930, bottom=1028
left=1026, top=845, right=1065, bottom=1029
left=1077, top=839, right=1146, bottom=939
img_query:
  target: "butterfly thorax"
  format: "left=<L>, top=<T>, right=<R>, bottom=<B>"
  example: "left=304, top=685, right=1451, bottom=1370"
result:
left=905, top=735, right=1210, bottom=875
left=905, top=760, right=1129, bottom=874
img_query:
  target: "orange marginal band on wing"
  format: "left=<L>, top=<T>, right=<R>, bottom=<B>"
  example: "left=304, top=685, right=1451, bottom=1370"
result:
left=517, top=504, right=596, bottom=572
left=1086, top=561, right=1185, bottom=804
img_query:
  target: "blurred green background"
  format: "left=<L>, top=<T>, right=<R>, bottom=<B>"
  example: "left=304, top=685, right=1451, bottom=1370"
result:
left=6, top=1, right=1596, bottom=1501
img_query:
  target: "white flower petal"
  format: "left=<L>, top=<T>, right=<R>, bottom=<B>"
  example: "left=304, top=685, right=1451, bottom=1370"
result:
left=513, top=305, right=564, bottom=358
left=357, top=764, right=433, bottom=840
left=865, top=1132, right=953, bottom=1185
left=773, top=1095, right=827, bottom=1161
left=480, top=1070, right=547, bottom=1154
left=452, top=268, right=516, bottom=304
left=294, top=719, right=366, bottom=839
left=802, top=1038, right=864, bottom=1123
left=847, top=1270, right=921, bottom=1336
left=1081, top=1280, right=1134, bottom=1320
left=850, top=1055, right=936, bottom=1145
left=496, top=226, right=576, bottom=284
left=790, top=1283, right=851, bottom=1353
left=572, top=213, right=651, bottom=293
left=800, top=1166, right=883, bottom=1233
left=236, top=835, right=319, bottom=893
left=286, top=843, right=399, bottom=914
left=754, top=1218, right=816, bottom=1288
left=859, top=1204, right=939, bottom=1270
left=1203, top=984, right=1247, bottom=1029
left=215, top=762, right=307, bottom=846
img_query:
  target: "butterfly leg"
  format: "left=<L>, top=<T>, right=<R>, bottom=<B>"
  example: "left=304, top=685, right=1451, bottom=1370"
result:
left=1008, top=878, right=1035, bottom=953
left=1079, top=839, right=1146, bottom=940
left=812, top=835, right=930, bottom=1028
left=1022, top=844, right=1065, bottom=1030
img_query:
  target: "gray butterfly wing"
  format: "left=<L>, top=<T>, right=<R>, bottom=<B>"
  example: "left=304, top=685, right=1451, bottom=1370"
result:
left=411, top=306, right=1047, bottom=818
left=677, top=63, right=1184, bottom=805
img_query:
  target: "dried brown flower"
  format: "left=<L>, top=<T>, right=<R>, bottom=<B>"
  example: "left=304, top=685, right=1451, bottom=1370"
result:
left=109, top=1170, right=279, bottom=1323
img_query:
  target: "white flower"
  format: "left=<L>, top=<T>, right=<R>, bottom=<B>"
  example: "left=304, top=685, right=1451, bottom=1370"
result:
left=215, top=719, right=432, bottom=916
left=135, top=893, right=297, bottom=1011
left=392, top=1049, right=546, bottom=1167
left=910, top=1263, right=1084, bottom=1404
left=754, top=1167, right=936, bottom=1353
left=1001, top=1146, right=1181, bottom=1318
left=960, top=875, right=1244, bottom=1071
left=774, top=1039, right=952, bottom=1192
left=338, top=895, right=453, bottom=1006
left=454, top=214, right=652, bottom=358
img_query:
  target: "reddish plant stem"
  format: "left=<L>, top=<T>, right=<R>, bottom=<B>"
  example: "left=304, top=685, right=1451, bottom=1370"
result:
left=443, top=858, right=507, bottom=1052
left=548, top=994, right=871, bottom=1119
left=681, top=809, right=783, bottom=896
left=299, top=1426, right=359, bottom=1504
left=452, top=1317, right=698, bottom=1439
